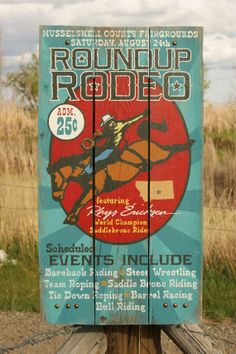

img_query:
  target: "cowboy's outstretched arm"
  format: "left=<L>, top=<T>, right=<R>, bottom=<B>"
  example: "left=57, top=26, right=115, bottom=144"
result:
left=125, top=109, right=148, bottom=126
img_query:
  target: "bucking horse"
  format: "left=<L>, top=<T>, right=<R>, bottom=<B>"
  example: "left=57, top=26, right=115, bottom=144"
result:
left=47, top=116, right=194, bottom=225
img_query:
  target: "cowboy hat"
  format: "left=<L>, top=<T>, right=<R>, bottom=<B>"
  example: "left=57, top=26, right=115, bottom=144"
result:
left=100, top=113, right=115, bottom=127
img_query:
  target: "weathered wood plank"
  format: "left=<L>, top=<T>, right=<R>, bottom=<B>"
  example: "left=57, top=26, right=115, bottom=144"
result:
left=162, top=324, right=222, bottom=354
left=149, top=26, right=203, bottom=325
left=57, top=326, right=107, bottom=354
left=93, top=27, right=150, bottom=325
left=39, top=25, right=96, bottom=325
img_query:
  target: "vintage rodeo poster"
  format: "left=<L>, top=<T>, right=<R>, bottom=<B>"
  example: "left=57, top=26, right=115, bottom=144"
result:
left=38, top=26, right=203, bottom=324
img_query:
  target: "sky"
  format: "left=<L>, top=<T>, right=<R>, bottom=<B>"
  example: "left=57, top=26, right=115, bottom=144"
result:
left=0, top=0, right=235, bottom=103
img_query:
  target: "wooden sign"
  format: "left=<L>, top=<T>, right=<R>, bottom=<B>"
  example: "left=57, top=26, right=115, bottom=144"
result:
left=38, top=26, right=203, bottom=325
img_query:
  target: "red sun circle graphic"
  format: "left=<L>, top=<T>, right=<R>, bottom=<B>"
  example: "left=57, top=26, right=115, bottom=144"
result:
left=49, top=74, right=190, bottom=244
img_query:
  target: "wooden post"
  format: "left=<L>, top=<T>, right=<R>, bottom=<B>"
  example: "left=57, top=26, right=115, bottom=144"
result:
left=104, top=326, right=162, bottom=354
left=139, top=326, right=162, bottom=354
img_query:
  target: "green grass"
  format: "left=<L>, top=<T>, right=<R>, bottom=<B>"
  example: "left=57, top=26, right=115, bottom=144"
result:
left=203, top=264, right=236, bottom=321
left=0, top=244, right=39, bottom=312
left=205, top=128, right=236, bottom=153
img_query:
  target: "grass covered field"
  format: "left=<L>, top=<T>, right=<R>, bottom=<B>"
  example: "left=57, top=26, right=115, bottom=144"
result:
left=0, top=100, right=235, bottom=321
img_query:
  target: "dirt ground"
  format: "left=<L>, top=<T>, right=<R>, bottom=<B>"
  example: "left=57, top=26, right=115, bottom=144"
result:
left=0, top=312, right=235, bottom=354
